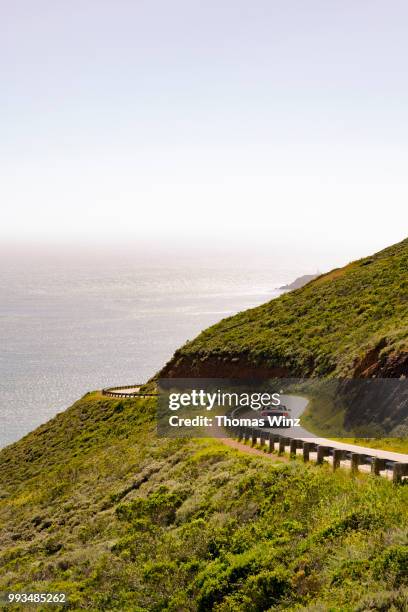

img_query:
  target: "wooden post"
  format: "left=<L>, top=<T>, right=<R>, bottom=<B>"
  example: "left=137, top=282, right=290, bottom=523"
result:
left=269, top=434, right=280, bottom=453
left=392, top=462, right=408, bottom=483
left=317, top=445, right=330, bottom=465
left=303, top=442, right=311, bottom=462
left=333, top=449, right=344, bottom=470
left=279, top=437, right=288, bottom=455
left=371, top=457, right=386, bottom=476
left=251, top=429, right=257, bottom=447
left=351, top=453, right=361, bottom=473
left=260, top=431, right=265, bottom=448
left=290, top=439, right=298, bottom=457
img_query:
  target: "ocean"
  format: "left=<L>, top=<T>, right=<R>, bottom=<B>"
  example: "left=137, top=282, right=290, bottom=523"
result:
left=0, top=251, right=304, bottom=447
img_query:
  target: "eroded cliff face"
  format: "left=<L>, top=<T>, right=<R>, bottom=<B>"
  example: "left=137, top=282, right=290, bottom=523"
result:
left=353, top=347, right=408, bottom=378
left=159, top=347, right=407, bottom=380
left=159, top=353, right=292, bottom=379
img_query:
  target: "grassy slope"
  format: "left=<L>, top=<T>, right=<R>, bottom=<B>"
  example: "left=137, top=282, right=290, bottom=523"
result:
left=1, top=238, right=407, bottom=610
left=171, top=238, right=408, bottom=376
left=1, top=393, right=408, bottom=611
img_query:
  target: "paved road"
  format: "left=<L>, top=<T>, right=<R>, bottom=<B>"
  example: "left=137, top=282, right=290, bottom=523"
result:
left=263, top=394, right=408, bottom=464
left=106, top=387, right=408, bottom=466
left=113, top=387, right=140, bottom=394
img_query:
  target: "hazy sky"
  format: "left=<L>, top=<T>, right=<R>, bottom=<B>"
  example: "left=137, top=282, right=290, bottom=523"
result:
left=1, top=0, right=407, bottom=265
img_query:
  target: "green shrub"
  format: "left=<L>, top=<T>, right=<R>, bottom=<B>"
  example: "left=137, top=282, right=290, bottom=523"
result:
left=372, top=545, right=408, bottom=585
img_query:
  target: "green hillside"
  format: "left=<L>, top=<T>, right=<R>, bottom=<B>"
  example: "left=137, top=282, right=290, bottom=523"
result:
left=161, top=238, right=408, bottom=379
left=1, top=238, right=408, bottom=610
left=1, top=393, right=408, bottom=611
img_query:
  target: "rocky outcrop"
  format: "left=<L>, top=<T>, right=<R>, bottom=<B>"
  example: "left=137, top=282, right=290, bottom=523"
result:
left=353, top=342, right=408, bottom=379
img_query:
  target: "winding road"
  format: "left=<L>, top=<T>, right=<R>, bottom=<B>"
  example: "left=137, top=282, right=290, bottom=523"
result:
left=102, top=385, right=408, bottom=479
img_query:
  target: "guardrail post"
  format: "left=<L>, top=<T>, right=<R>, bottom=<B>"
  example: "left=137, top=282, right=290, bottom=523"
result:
left=267, top=433, right=274, bottom=453
left=290, top=439, right=298, bottom=457
left=333, top=449, right=344, bottom=471
left=302, top=442, right=311, bottom=462
left=278, top=437, right=288, bottom=455
left=371, top=457, right=386, bottom=475
left=260, top=432, right=265, bottom=448
left=251, top=429, right=257, bottom=447
left=317, top=445, right=330, bottom=465
left=351, top=453, right=361, bottom=473
left=392, top=462, right=408, bottom=483
left=246, top=428, right=252, bottom=444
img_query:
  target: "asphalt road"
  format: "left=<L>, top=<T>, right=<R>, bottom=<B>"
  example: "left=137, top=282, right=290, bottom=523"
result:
left=265, top=394, right=408, bottom=463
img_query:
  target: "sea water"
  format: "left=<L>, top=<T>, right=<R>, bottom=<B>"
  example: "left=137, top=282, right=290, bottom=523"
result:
left=0, top=250, right=304, bottom=447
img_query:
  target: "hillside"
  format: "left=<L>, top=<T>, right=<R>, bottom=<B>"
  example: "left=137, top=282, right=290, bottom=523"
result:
left=1, top=392, right=408, bottom=611
left=1, top=238, right=408, bottom=610
left=160, top=238, right=408, bottom=379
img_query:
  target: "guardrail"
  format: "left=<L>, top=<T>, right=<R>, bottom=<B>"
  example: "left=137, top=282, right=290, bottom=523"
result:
left=228, top=424, right=408, bottom=484
left=102, top=385, right=158, bottom=398
left=100, top=390, right=408, bottom=482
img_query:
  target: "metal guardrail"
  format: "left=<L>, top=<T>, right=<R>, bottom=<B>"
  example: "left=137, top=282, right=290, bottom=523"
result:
left=227, top=424, right=408, bottom=483
left=100, top=390, right=408, bottom=482
left=102, top=385, right=158, bottom=398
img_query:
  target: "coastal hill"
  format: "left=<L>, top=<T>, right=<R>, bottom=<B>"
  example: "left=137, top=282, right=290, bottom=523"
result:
left=0, top=238, right=407, bottom=610
left=160, top=238, right=408, bottom=380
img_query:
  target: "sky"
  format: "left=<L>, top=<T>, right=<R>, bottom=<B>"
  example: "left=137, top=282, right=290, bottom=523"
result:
left=1, top=0, right=407, bottom=268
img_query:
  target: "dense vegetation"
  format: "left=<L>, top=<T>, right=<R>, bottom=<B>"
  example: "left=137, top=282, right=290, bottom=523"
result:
left=1, top=393, right=408, bottom=611
left=1, top=238, right=407, bottom=609
left=164, top=238, right=407, bottom=378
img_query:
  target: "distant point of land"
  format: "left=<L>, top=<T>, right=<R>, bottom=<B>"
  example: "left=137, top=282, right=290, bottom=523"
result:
left=278, top=274, right=318, bottom=291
